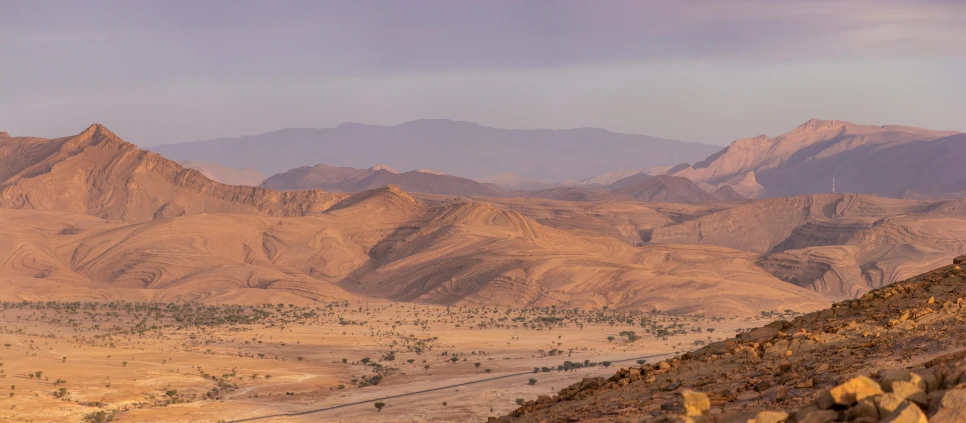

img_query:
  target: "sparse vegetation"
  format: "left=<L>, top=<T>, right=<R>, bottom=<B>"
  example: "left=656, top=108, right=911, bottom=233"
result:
left=0, top=299, right=752, bottom=422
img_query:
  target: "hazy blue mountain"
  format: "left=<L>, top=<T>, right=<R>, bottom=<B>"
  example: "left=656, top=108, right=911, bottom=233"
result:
left=149, top=119, right=720, bottom=182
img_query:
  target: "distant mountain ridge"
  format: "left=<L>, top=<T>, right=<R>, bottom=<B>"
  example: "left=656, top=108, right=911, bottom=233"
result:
left=149, top=119, right=720, bottom=181
left=0, top=124, right=829, bottom=315
left=260, top=164, right=505, bottom=197
left=5, top=123, right=966, bottom=317
left=522, top=175, right=746, bottom=204
left=671, top=119, right=962, bottom=198
left=180, top=160, right=265, bottom=186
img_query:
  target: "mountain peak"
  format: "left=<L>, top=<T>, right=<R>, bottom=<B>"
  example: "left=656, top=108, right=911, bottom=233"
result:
left=81, top=123, right=118, bottom=137
left=0, top=125, right=346, bottom=222
left=369, top=164, right=398, bottom=173
left=730, top=134, right=771, bottom=150
left=396, top=119, right=483, bottom=129
left=413, top=168, right=446, bottom=175
left=324, top=183, right=420, bottom=214
left=792, top=119, right=850, bottom=134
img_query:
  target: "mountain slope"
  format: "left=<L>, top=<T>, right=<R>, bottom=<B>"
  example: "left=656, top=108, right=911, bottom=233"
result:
left=0, top=124, right=345, bottom=222
left=340, top=169, right=505, bottom=197
left=0, top=199, right=828, bottom=316
left=576, top=167, right=668, bottom=186
left=671, top=119, right=960, bottom=198
left=649, top=193, right=966, bottom=297
left=179, top=160, right=265, bottom=186
left=261, top=164, right=505, bottom=196
left=149, top=119, right=720, bottom=181
left=337, top=201, right=828, bottom=314
left=0, top=127, right=828, bottom=315
left=478, top=173, right=556, bottom=190
left=260, top=164, right=386, bottom=191
left=604, top=172, right=654, bottom=189
left=610, top=175, right=722, bottom=203
left=498, top=256, right=966, bottom=422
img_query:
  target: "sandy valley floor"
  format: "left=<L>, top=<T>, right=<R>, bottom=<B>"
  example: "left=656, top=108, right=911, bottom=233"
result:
left=0, top=301, right=779, bottom=422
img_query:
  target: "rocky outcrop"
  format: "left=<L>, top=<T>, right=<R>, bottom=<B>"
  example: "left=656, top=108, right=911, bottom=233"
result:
left=497, top=256, right=966, bottom=422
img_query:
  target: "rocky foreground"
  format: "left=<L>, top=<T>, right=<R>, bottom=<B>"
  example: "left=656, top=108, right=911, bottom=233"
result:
left=496, top=258, right=966, bottom=422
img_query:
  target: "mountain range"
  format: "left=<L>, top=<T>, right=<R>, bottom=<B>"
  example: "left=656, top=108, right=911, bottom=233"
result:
left=0, top=125, right=344, bottom=222
left=4, top=120, right=966, bottom=317
left=260, top=164, right=504, bottom=197
left=672, top=119, right=963, bottom=199
left=162, top=119, right=966, bottom=205
left=149, top=119, right=721, bottom=181
left=0, top=125, right=824, bottom=315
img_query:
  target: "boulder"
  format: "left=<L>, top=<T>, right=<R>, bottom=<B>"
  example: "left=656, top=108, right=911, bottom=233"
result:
left=916, top=369, right=941, bottom=393
left=890, top=381, right=928, bottom=406
left=880, top=401, right=927, bottom=423
left=681, top=390, right=710, bottom=417
left=828, top=376, right=883, bottom=405
left=879, top=369, right=927, bottom=392
left=752, top=410, right=789, bottom=423
left=875, top=393, right=906, bottom=415
left=760, top=385, right=787, bottom=402
left=930, top=389, right=966, bottom=423
left=796, top=409, right=838, bottom=423
left=736, top=390, right=762, bottom=401
left=844, top=397, right=879, bottom=421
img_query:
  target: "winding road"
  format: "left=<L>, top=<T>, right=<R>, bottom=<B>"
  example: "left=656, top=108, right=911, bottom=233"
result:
left=226, top=351, right=677, bottom=422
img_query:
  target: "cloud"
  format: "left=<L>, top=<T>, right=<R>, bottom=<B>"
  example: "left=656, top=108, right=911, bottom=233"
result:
left=2, top=0, right=963, bottom=87
left=1, top=0, right=963, bottom=145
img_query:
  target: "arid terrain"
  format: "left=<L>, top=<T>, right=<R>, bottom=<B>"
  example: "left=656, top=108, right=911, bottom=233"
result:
left=0, top=300, right=771, bottom=422
left=0, top=125, right=832, bottom=316
left=497, top=256, right=966, bottom=422
left=150, top=120, right=719, bottom=181
left=670, top=119, right=963, bottom=199
left=3, top=122, right=966, bottom=422
left=7, top=1, right=965, bottom=420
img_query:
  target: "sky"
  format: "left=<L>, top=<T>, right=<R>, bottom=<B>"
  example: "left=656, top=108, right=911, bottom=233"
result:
left=1, top=0, right=964, bottom=146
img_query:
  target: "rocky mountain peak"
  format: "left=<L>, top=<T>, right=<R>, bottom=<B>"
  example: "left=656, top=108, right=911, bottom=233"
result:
left=792, top=118, right=850, bottom=134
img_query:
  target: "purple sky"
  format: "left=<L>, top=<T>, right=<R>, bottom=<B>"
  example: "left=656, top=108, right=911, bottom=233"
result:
left=2, top=0, right=964, bottom=145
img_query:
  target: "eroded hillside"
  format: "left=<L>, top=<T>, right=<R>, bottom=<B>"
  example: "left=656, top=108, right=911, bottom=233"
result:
left=497, top=256, right=966, bottom=422
left=0, top=124, right=345, bottom=222
left=2, top=125, right=964, bottom=318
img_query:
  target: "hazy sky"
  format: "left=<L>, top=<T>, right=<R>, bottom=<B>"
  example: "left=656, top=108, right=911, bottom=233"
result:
left=2, top=0, right=964, bottom=146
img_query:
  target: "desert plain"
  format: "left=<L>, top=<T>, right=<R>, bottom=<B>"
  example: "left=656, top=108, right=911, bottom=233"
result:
left=0, top=300, right=780, bottom=422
